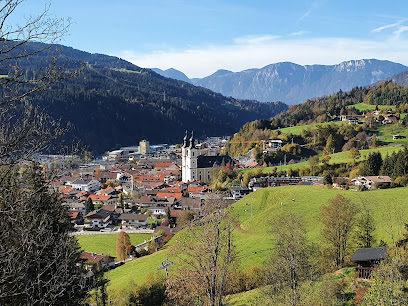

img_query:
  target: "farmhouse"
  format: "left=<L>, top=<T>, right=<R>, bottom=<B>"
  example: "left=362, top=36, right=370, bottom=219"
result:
left=351, top=176, right=392, bottom=190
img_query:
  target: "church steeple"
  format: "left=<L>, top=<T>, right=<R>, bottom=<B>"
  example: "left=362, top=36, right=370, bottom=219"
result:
left=188, top=131, right=195, bottom=149
left=182, top=130, right=188, bottom=148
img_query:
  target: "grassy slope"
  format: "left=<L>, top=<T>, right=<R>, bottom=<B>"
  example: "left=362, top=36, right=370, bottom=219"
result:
left=76, top=233, right=153, bottom=258
left=245, top=145, right=404, bottom=174
left=277, top=121, right=345, bottom=135
left=106, top=186, right=408, bottom=295
left=377, top=124, right=408, bottom=146
left=347, top=103, right=396, bottom=111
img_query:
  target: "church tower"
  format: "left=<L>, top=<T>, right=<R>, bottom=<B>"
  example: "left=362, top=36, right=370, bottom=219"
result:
left=181, top=131, right=188, bottom=183
left=183, top=131, right=198, bottom=183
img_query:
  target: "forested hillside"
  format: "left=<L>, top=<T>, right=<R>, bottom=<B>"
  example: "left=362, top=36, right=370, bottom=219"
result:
left=226, top=81, right=408, bottom=157
left=11, top=42, right=288, bottom=153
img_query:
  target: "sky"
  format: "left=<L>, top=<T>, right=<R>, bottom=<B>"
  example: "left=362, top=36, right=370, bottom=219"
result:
left=11, top=0, right=408, bottom=78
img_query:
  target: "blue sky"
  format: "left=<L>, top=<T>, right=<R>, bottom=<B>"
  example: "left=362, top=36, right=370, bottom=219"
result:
left=12, top=0, right=408, bottom=78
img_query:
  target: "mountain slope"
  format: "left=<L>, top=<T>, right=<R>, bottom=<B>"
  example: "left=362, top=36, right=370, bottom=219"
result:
left=151, top=68, right=191, bottom=83
left=14, top=42, right=288, bottom=153
left=192, top=60, right=408, bottom=105
left=390, top=69, right=408, bottom=87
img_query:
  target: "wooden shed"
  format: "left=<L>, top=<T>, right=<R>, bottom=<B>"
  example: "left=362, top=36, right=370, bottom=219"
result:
left=351, top=246, right=388, bottom=279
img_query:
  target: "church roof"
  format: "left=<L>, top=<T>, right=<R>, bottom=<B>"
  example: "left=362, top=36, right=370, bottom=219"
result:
left=197, top=155, right=233, bottom=168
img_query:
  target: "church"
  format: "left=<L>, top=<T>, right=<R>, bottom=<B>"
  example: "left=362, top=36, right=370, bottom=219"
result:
left=181, top=132, right=233, bottom=184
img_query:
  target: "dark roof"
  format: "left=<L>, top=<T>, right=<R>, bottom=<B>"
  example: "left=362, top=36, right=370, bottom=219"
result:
left=197, top=155, right=233, bottom=168
left=118, top=213, right=148, bottom=221
left=351, top=246, right=388, bottom=262
left=71, top=178, right=93, bottom=185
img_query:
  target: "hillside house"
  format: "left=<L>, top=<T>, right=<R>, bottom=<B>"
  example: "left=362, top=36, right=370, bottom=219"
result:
left=80, top=252, right=115, bottom=272
left=230, top=186, right=251, bottom=199
left=351, top=176, right=392, bottom=190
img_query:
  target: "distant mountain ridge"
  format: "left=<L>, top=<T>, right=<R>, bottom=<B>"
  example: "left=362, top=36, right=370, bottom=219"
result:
left=156, top=60, right=408, bottom=105
left=151, top=68, right=191, bottom=83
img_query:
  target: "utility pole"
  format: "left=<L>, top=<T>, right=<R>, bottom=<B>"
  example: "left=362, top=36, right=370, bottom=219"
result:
left=157, top=258, right=174, bottom=279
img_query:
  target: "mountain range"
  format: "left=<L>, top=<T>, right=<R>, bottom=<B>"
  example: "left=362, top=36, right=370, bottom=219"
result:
left=12, top=42, right=287, bottom=153
left=153, top=60, right=408, bottom=105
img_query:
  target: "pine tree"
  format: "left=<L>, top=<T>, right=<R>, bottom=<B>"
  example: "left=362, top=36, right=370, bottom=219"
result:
left=86, top=197, right=94, bottom=215
left=362, top=152, right=383, bottom=176
left=324, top=134, right=335, bottom=155
left=0, top=164, right=91, bottom=304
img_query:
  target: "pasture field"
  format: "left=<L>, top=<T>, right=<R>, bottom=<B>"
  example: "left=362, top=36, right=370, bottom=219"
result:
left=76, top=233, right=153, bottom=258
left=105, top=185, right=408, bottom=296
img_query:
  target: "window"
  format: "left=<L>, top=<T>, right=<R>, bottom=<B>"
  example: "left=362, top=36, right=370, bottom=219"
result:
left=192, top=151, right=195, bottom=157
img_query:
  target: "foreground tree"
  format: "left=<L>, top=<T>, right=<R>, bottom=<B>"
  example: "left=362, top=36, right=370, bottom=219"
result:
left=166, top=195, right=237, bottom=306
left=0, top=2, right=90, bottom=304
left=0, top=164, right=90, bottom=304
left=267, top=211, right=319, bottom=306
left=321, top=194, right=357, bottom=269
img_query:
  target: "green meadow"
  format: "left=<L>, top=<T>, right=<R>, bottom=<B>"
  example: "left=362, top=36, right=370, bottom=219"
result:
left=105, top=185, right=408, bottom=296
left=76, top=233, right=153, bottom=258
left=244, top=145, right=404, bottom=174
left=277, top=121, right=345, bottom=135
left=347, top=103, right=396, bottom=112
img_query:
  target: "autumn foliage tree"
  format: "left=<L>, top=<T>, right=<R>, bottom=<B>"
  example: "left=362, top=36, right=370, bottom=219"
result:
left=116, top=231, right=131, bottom=261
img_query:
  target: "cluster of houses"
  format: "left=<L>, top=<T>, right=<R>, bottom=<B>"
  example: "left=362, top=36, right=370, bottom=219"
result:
left=53, top=158, right=217, bottom=231
left=340, top=109, right=401, bottom=125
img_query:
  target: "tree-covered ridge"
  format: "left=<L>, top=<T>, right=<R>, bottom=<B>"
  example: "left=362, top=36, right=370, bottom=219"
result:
left=226, top=81, right=408, bottom=157
left=8, top=41, right=288, bottom=153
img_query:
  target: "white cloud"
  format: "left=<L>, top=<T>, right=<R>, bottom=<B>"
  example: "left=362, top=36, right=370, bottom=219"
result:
left=118, top=36, right=408, bottom=78
left=299, top=0, right=325, bottom=21
left=233, top=35, right=280, bottom=45
left=371, top=22, right=400, bottom=33
left=393, top=25, right=408, bottom=39
left=288, top=30, right=309, bottom=36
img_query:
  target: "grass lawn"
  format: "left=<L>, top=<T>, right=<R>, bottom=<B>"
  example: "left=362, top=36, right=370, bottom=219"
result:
left=376, top=124, right=408, bottom=146
left=277, top=121, right=345, bottom=135
left=106, top=185, right=408, bottom=297
left=347, top=103, right=396, bottom=112
left=327, top=145, right=404, bottom=165
left=76, top=233, right=153, bottom=258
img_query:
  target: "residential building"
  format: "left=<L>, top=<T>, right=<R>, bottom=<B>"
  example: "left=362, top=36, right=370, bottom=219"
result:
left=118, top=213, right=149, bottom=228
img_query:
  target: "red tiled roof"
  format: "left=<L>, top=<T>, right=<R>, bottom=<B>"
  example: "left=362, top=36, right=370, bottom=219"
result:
left=60, top=186, right=76, bottom=194
left=156, top=192, right=183, bottom=200
left=76, top=191, right=91, bottom=198
left=88, top=194, right=112, bottom=202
